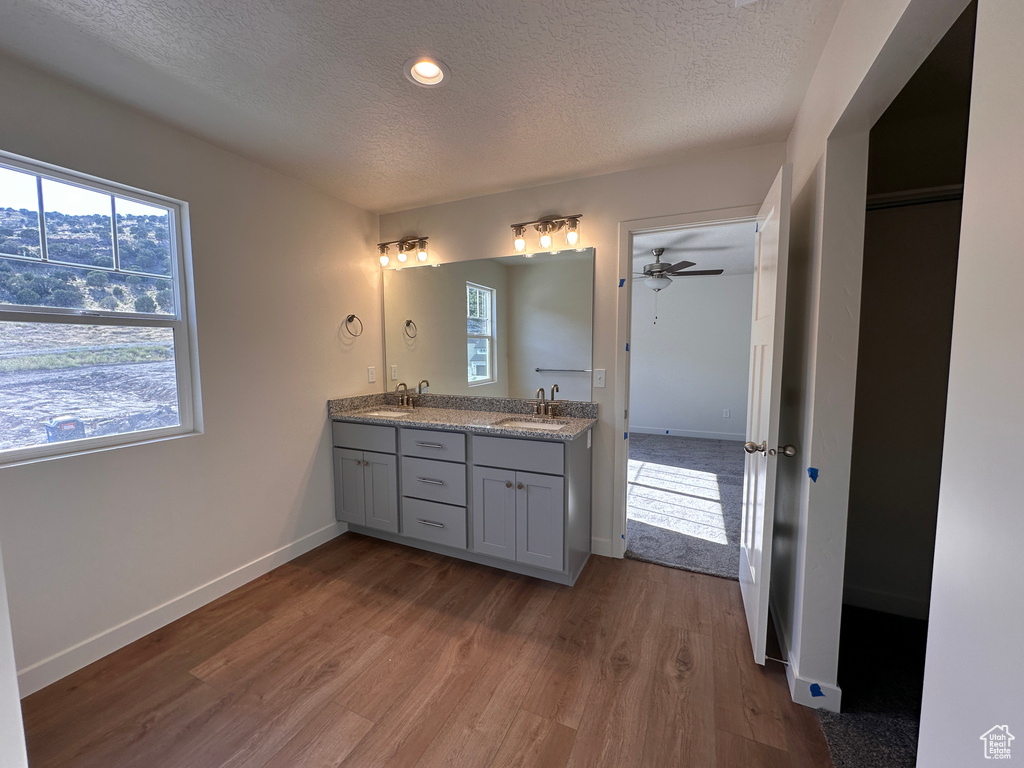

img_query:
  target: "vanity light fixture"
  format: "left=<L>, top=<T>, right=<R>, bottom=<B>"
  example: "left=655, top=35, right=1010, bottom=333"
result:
left=508, top=215, right=583, bottom=253
left=405, top=57, right=449, bottom=87
left=377, top=236, right=429, bottom=267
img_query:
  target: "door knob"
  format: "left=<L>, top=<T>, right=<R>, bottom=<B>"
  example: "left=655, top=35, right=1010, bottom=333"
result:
left=772, top=444, right=797, bottom=458
left=744, top=441, right=766, bottom=455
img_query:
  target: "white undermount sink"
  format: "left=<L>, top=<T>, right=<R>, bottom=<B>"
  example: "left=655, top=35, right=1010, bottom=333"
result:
left=361, top=409, right=412, bottom=418
left=495, top=418, right=568, bottom=431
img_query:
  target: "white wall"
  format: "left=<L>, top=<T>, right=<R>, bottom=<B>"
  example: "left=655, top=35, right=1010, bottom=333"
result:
left=0, top=54, right=379, bottom=695
left=629, top=273, right=752, bottom=440
left=506, top=255, right=593, bottom=403
left=379, top=143, right=787, bottom=554
left=918, top=1, right=1024, bottom=762
left=0, top=548, right=27, bottom=766
left=383, top=260, right=510, bottom=397
left=771, top=0, right=970, bottom=707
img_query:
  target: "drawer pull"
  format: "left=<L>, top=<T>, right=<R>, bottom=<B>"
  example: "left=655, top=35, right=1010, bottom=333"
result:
left=417, top=519, right=445, bottom=529
left=517, top=483, right=524, bottom=490
left=415, top=441, right=445, bottom=449
left=505, top=481, right=512, bottom=488
left=416, top=477, right=445, bottom=486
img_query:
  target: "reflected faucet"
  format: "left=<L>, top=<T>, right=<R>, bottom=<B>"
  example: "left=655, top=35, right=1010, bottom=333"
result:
left=547, top=384, right=559, bottom=418
left=418, top=380, right=429, bottom=395
left=396, top=382, right=409, bottom=407
left=534, top=388, right=546, bottom=416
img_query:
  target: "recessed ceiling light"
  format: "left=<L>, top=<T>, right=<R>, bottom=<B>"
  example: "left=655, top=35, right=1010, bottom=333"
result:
left=405, top=57, right=449, bottom=87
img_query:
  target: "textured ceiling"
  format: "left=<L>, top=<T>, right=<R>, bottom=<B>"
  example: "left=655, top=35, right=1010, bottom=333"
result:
left=0, top=0, right=842, bottom=213
left=633, top=221, right=755, bottom=277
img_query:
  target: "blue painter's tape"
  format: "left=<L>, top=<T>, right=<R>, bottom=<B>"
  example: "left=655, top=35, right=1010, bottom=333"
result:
left=808, top=467, right=819, bottom=483
left=624, top=432, right=629, bottom=440
left=665, top=430, right=669, bottom=435
left=810, top=683, right=825, bottom=698
left=626, top=342, right=630, bottom=352
left=618, top=278, right=625, bottom=287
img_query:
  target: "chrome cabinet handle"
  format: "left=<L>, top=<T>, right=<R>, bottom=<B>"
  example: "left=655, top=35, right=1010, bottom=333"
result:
left=417, top=519, right=445, bottom=528
left=415, top=441, right=445, bottom=449
left=416, top=477, right=444, bottom=485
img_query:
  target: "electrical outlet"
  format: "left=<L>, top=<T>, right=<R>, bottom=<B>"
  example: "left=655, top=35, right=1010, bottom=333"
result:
left=593, top=369, right=606, bottom=388
left=367, top=366, right=376, bottom=383
left=723, top=408, right=730, bottom=418
left=390, top=364, right=398, bottom=381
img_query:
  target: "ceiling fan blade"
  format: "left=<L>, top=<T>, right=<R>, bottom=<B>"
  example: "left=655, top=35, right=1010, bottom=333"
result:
left=670, top=269, right=725, bottom=277
left=670, top=245, right=734, bottom=251
left=666, top=260, right=696, bottom=272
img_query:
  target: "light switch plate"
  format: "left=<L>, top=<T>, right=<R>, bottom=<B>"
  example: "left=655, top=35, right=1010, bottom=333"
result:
left=593, top=369, right=606, bottom=388
left=367, top=366, right=376, bottom=383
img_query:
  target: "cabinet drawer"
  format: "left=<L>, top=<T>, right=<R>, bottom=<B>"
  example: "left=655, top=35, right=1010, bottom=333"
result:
left=472, top=435, right=564, bottom=475
left=401, top=498, right=467, bottom=550
left=400, top=428, right=466, bottom=462
left=332, top=421, right=396, bottom=453
left=401, top=456, right=467, bottom=506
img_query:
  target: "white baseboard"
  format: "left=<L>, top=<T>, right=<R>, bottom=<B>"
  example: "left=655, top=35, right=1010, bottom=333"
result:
left=843, top=584, right=930, bottom=620
left=16, top=521, right=347, bottom=698
left=629, top=426, right=746, bottom=441
left=768, top=589, right=842, bottom=713
left=591, top=537, right=614, bottom=557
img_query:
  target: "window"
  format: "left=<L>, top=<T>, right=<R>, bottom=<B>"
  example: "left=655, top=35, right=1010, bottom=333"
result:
left=466, top=282, right=495, bottom=385
left=0, top=151, right=199, bottom=464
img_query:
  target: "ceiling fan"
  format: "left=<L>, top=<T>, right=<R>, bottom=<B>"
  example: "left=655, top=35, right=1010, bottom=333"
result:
left=634, top=248, right=724, bottom=292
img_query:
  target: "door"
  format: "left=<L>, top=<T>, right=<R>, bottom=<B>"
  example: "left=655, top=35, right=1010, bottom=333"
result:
left=739, top=164, right=792, bottom=664
left=334, top=447, right=366, bottom=526
left=515, top=472, right=565, bottom=571
left=363, top=451, right=399, bottom=533
left=472, top=466, right=517, bottom=560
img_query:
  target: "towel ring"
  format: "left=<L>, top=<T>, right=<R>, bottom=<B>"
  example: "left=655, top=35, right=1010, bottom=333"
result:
left=344, top=314, right=363, bottom=337
left=404, top=320, right=418, bottom=339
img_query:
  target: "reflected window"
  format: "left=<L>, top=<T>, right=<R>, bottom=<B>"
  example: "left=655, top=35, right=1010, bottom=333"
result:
left=467, top=282, right=495, bottom=384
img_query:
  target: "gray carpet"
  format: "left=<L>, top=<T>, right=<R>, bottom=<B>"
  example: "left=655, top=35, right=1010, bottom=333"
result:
left=817, top=606, right=928, bottom=767
left=625, top=433, right=743, bottom=580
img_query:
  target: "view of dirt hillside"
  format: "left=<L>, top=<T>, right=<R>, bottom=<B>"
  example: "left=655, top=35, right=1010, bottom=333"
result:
left=0, top=322, right=179, bottom=452
left=0, top=206, right=174, bottom=314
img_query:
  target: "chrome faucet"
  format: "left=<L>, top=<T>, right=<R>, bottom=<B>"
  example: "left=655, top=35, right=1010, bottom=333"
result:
left=534, top=388, right=546, bottom=416
left=396, top=382, right=410, bottom=407
left=547, top=384, right=559, bottom=418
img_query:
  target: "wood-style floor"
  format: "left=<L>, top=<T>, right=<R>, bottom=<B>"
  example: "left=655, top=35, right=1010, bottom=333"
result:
left=21, top=533, right=833, bottom=768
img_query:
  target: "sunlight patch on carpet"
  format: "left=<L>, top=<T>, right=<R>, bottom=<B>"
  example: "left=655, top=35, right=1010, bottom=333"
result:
left=627, top=460, right=728, bottom=545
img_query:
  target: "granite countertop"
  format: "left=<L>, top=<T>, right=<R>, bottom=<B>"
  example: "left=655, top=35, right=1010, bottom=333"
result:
left=329, top=401, right=595, bottom=442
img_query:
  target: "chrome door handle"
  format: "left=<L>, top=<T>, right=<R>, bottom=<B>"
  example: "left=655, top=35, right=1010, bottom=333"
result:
left=415, top=442, right=445, bottom=449
left=417, top=519, right=445, bottom=528
left=744, top=441, right=766, bottom=456
left=415, top=477, right=444, bottom=485
left=769, top=445, right=798, bottom=458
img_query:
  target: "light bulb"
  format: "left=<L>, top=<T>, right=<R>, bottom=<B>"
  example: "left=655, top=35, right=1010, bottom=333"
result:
left=565, top=218, right=580, bottom=246
left=512, top=226, right=526, bottom=252
left=379, top=254, right=389, bottom=267
left=417, top=241, right=428, bottom=262
left=539, top=232, right=552, bottom=249
left=413, top=61, right=440, bottom=80
left=397, top=249, right=408, bottom=263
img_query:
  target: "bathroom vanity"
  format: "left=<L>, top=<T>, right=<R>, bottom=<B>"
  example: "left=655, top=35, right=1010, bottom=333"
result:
left=328, top=395, right=595, bottom=585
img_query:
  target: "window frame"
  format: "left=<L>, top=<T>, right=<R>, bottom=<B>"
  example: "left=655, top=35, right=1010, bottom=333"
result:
left=0, top=149, right=201, bottom=466
left=466, top=281, right=496, bottom=386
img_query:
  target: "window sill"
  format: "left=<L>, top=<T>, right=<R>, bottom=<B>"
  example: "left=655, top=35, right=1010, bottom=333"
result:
left=0, top=425, right=202, bottom=469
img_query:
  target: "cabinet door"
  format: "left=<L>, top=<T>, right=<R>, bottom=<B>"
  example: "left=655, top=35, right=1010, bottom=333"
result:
left=515, top=471, right=565, bottom=571
left=472, top=466, right=517, bottom=561
left=363, top=451, right=399, bottom=533
left=334, top=448, right=366, bottom=526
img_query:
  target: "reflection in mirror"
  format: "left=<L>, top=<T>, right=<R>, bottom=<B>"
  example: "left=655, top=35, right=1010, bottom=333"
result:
left=383, top=248, right=594, bottom=401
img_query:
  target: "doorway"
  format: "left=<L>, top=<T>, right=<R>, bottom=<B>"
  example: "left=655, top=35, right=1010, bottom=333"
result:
left=623, top=220, right=756, bottom=579
left=818, top=4, right=975, bottom=766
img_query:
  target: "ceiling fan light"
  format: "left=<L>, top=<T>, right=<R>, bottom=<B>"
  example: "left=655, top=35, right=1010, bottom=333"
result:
left=646, top=275, right=672, bottom=292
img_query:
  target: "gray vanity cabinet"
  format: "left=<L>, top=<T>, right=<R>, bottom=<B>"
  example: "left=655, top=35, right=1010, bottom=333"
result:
left=332, top=423, right=399, bottom=534
left=515, top=472, right=565, bottom=570
left=472, top=467, right=518, bottom=560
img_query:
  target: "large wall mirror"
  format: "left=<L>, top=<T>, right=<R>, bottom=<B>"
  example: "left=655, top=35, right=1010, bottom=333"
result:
left=383, top=248, right=595, bottom=401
